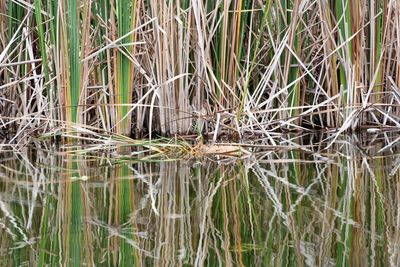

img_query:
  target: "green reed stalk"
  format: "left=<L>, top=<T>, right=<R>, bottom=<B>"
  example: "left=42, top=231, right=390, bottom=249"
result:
left=96, top=0, right=111, bottom=130
left=287, top=29, right=302, bottom=119
left=46, top=0, right=59, bottom=123
left=335, top=0, right=351, bottom=107
left=373, top=1, right=384, bottom=96
left=237, top=1, right=251, bottom=62
left=34, top=0, right=50, bottom=100
left=237, top=0, right=271, bottom=119
left=67, top=0, right=80, bottom=124
left=7, top=1, right=23, bottom=39
left=284, top=0, right=303, bottom=122
left=115, top=0, right=135, bottom=135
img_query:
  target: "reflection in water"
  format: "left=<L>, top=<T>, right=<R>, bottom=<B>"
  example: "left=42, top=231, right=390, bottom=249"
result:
left=0, top=134, right=399, bottom=266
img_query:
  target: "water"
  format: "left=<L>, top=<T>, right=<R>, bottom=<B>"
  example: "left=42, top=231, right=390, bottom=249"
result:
left=0, top=134, right=399, bottom=266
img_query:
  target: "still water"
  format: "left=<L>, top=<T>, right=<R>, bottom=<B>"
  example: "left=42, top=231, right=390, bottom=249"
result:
left=0, top=134, right=399, bottom=266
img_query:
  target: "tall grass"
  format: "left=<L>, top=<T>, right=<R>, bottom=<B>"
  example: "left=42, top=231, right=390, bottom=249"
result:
left=1, top=1, right=400, bottom=139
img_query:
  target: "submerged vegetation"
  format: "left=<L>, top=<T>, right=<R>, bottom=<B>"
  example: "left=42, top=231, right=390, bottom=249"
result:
left=1, top=0, right=400, bottom=141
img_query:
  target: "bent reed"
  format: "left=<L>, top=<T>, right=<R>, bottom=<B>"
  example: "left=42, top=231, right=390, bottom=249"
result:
left=1, top=0, right=400, bottom=141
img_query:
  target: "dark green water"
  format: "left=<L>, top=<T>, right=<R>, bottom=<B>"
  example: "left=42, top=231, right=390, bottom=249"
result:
left=0, top=134, right=399, bottom=266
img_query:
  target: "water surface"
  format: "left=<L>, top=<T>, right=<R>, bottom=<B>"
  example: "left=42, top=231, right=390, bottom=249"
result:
left=0, top=134, right=399, bottom=266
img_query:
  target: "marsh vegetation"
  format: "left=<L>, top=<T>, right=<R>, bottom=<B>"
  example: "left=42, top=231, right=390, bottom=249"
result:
left=1, top=0, right=400, bottom=140
left=2, top=1, right=400, bottom=266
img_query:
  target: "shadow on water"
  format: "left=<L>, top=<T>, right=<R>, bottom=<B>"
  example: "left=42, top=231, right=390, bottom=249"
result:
left=0, top=133, right=400, bottom=266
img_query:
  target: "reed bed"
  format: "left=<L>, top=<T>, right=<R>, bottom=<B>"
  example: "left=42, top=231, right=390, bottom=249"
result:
left=0, top=133, right=399, bottom=265
left=1, top=1, right=400, bottom=141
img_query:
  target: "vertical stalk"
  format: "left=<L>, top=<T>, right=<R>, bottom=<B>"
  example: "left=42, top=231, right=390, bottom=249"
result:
left=68, top=0, right=80, bottom=124
left=115, top=0, right=136, bottom=135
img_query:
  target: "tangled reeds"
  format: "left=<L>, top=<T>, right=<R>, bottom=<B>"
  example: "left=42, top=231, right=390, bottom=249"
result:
left=1, top=1, right=400, bottom=141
